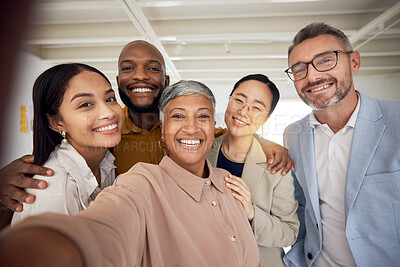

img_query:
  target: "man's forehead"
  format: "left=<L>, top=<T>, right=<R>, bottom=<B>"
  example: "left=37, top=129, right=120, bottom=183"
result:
left=289, top=35, right=341, bottom=63
left=119, top=42, right=164, bottom=62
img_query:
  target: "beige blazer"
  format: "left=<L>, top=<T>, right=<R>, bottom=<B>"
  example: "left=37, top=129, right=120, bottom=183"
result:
left=207, top=134, right=299, bottom=267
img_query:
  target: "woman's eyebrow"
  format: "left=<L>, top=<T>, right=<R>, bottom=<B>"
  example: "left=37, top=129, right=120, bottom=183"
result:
left=70, top=93, right=93, bottom=103
left=104, top=89, right=114, bottom=95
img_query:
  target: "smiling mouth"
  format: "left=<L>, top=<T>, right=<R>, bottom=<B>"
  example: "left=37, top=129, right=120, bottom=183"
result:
left=233, top=117, right=248, bottom=126
left=307, top=83, right=332, bottom=93
left=129, top=87, right=153, bottom=93
left=178, top=139, right=202, bottom=148
left=93, top=123, right=118, bottom=132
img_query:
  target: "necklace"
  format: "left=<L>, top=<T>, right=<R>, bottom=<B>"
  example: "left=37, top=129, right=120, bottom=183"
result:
left=221, top=145, right=246, bottom=163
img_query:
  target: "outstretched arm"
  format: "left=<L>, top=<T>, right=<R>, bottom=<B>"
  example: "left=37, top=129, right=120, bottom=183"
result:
left=255, top=136, right=294, bottom=175
left=0, top=226, right=84, bottom=267
left=0, top=155, right=54, bottom=212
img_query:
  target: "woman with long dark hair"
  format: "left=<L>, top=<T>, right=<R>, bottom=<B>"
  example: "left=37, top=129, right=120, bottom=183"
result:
left=12, top=63, right=123, bottom=224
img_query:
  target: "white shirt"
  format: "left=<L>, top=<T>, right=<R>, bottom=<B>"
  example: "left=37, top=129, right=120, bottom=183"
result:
left=12, top=142, right=116, bottom=225
left=311, top=96, right=360, bottom=267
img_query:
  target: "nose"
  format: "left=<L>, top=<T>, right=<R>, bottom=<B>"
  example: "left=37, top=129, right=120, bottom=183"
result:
left=98, top=103, right=116, bottom=120
left=132, top=67, right=150, bottom=81
left=237, top=103, right=250, bottom=117
left=183, top=116, right=200, bottom=134
left=306, top=63, right=321, bottom=82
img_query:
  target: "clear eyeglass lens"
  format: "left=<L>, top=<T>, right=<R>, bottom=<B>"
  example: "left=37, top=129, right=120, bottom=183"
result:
left=313, top=52, right=337, bottom=71
left=289, top=51, right=338, bottom=81
left=230, top=96, right=266, bottom=114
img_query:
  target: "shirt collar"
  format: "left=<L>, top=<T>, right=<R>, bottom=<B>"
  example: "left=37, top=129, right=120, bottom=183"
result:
left=308, top=93, right=361, bottom=129
left=121, top=106, right=161, bottom=134
left=346, top=93, right=361, bottom=128
left=99, top=150, right=116, bottom=187
left=159, top=156, right=224, bottom=202
left=56, top=142, right=115, bottom=202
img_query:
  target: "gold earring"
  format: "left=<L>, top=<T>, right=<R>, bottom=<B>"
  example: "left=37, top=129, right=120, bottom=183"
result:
left=60, top=131, right=68, bottom=143
left=158, top=139, right=168, bottom=156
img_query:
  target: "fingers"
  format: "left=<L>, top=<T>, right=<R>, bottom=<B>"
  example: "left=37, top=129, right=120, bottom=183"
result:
left=20, top=154, right=35, bottom=164
left=1, top=176, right=47, bottom=208
left=266, top=148, right=284, bottom=173
left=0, top=185, right=39, bottom=212
left=269, top=153, right=294, bottom=176
left=1, top=184, right=37, bottom=212
left=267, top=147, right=295, bottom=175
left=224, top=175, right=255, bottom=221
left=1, top=196, right=23, bottom=212
left=281, top=157, right=294, bottom=176
left=224, top=175, right=251, bottom=198
left=0, top=155, right=51, bottom=211
left=20, top=160, right=54, bottom=177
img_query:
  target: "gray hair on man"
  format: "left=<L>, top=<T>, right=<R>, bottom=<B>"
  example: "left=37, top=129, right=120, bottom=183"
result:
left=159, top=80, right=216, bottom=123
left=288, top=22, right=353, bottom=57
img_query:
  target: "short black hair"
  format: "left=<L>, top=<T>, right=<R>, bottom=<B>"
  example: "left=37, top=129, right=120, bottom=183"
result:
left=230, top=74, right=280, bottom=115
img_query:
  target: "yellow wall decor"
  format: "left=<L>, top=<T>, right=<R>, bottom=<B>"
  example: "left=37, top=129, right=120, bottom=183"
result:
left=20, top=105, right=27, bottom=133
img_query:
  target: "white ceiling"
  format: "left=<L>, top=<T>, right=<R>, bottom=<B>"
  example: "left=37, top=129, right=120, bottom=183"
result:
left=22, top=0, right=400, bottom=99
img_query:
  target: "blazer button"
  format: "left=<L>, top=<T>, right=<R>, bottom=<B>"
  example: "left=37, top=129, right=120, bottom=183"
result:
left=307, top=253, right=313, bottom=260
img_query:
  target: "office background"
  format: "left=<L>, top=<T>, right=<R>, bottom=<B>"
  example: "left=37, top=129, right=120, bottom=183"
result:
left=1, top=0, right=399, bottom=166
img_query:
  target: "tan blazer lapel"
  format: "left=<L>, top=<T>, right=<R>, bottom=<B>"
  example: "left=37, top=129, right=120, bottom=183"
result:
left=241, top=137, right=267, bottom=195
left=206, top=134, right=225, bottom=167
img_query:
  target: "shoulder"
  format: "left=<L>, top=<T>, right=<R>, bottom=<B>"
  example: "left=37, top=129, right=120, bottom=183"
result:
left=375, top=98, right=400, bottom=118
left=114, top=162, right=164, bottom=192
left=214, top=133, right=225, bottom=144
left=359, top=93, right=400, bottom=127
left=284, top=114, right=310, bottom=133
left=283, top=114, right=311, bottom=148
left=211, top=166, right=231, bottom=177
left=255, top=160, right=287, bottom=185
left=360, top=93, right=400, bottom=108
left=26, top=152, right=68, bottom=197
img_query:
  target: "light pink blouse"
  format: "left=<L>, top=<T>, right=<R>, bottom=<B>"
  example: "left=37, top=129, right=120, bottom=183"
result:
left=15, top=156, right=260, bottom=267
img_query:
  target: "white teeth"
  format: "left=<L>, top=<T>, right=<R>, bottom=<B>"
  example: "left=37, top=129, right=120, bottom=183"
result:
left=94, top=123, right=117, bottom=132
left=310, top=84, right=331, bottom=92
left=131, top=88, right=152, bottom=93
left=233, top=118, right=247, bottom=125
left=179, top=139, right=201, bottom=146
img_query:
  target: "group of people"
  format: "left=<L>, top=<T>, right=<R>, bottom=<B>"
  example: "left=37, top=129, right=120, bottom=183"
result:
left=0, top=22, right=398, bottom=267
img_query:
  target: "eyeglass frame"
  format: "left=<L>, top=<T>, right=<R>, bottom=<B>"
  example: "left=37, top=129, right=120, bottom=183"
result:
left=284, top=50, right=353, bottom=82
left=228, top=94, right=270, bottom=116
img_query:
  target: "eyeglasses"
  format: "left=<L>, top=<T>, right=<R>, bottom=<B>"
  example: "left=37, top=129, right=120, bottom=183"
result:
left=285, top=50, right=353, bottom=82
left=229, top=95, right=268, bottom=116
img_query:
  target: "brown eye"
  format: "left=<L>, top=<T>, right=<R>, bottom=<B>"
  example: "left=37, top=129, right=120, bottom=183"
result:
left=79, top=102, right=93, bottom=108
left=106, top=96, right=116, bottom=103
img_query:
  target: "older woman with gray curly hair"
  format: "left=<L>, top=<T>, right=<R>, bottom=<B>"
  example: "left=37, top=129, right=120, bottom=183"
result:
left=0, top=80, right=261, bottom=267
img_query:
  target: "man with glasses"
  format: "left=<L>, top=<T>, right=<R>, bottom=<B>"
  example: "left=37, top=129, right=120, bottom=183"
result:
left=283, top=22, right=400, bottom=267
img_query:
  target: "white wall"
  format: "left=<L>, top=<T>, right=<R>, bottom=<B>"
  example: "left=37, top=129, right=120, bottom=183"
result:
left=354, top=73, right=400, bottom=101
left=0, top=51, right=52, bottom=166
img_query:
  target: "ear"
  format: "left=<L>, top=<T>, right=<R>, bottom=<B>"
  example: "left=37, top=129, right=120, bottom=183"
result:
left=116, top=75, right=119, bottom=86
left=350, top=51, right=361, bottom=75
left=46, top=113, right=64, bottom=133
left=165, top=75, right=170, bottom=88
